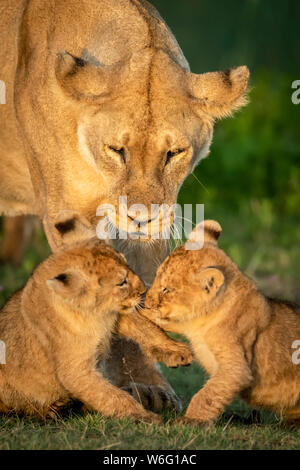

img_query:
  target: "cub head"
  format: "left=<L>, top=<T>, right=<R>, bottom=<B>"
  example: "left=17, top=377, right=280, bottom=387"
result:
left=43, top=239, right=145, bottom=314
left=144, top=220, right=231, bottom=328
left=51, top=49, right=249, bottom=246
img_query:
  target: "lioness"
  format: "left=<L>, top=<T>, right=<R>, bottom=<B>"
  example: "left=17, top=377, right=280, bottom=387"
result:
left=144, top=221, right=300, bottom=424
left=0, top=239, right=192, bottom=421
left=0, top=0, right=249, bottom=409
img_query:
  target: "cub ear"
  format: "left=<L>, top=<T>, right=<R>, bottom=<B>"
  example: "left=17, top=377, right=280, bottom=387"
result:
left=186, top=220, right=222, bottom=250
left=46, top=269, right=85, bottom=298
left=55, top=51, right=118, bottom=103
left=189, top=66, right=250, bottom=119
left=51, top=211, right=96, bottom=248
left=194, top=268, right=225, bottom=297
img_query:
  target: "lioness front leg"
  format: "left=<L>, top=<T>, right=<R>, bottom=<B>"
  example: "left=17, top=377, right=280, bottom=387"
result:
left=103, top=336, right=182, bottom=412
left=283, top=407, right=300, bottom=423
left=117, top=313, right=193, bottom=368
left=58, top=367, right=161, bottom=424
left=0, top=215, right=30, bottom=265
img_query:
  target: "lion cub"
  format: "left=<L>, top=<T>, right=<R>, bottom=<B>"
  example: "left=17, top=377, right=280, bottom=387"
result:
left=0, top=239, right=192, bottom=422
left=144, top=220, right=300, bottom=424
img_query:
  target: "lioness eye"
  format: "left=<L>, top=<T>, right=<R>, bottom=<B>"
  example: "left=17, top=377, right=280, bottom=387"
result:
left=166, top=149, right=185, bottom=165
left=108, top=146, right=126, bottom=163
left=117, top=278, right=128, bottom=287
left=162, top=287, right=169, bottom=294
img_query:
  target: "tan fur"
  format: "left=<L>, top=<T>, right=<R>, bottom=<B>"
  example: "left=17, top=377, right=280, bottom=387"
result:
left=0, top=239, right=192, bottom=422
left=0, top=0, right=249, bottom=271
left=0, top=216, right=29, bottom=265
left=0, top=0, right=249, bottom=410
left=144, top=221, right=300, bottom=424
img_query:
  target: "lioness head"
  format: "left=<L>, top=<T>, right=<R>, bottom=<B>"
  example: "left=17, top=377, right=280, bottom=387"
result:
left=53, top=49, right=249, bottom=245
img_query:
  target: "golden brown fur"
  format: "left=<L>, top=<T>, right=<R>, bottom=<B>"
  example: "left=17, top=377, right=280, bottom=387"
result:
left=144, top=221, right=300, bottom=424
left=0, top=239, right=192, bottom=422
left=0, top=0, right=249, bottom=410
left=0, top=0, right=249, bottom=272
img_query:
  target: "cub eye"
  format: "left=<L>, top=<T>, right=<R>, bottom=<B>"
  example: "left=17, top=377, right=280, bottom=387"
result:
left=108, top=146, right=126, bottom=163
left=166, top=149, right=185, bottom=165
left=117, top=278, right=128, bottom=287
left=162, top=287, right=169, bottom=294
left=55, top=273, right=68, bottom=284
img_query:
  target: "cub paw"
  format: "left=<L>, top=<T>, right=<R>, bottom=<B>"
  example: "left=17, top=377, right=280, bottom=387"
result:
left=122, top=383, right=182, bottom=412
left=152, top=342, right=193, bottom=368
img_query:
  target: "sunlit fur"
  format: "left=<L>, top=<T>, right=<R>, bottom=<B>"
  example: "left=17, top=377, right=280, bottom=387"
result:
left=1, top=0, right=249, bottom=258
left=0, top=0, right=249, bottom=412
left=144, top=221, right=300, bottom=424
left=0, top=239, right=192, bottom=421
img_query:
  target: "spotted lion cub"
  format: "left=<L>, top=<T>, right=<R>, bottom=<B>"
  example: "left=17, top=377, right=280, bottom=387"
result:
left=0, top=239, right=192, bottom=422
left=143, top=220, right=300, bottom=425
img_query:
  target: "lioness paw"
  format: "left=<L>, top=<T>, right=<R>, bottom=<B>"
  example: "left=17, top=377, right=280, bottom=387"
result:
left=122, top=383, right=182, bottom=412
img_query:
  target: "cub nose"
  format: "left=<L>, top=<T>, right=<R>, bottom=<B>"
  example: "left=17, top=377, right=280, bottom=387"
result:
left=145, top=291, right=158, bottom=309
left=129, top=272, right=145, bottom=293
left=137, top=279, right=146, bottom=295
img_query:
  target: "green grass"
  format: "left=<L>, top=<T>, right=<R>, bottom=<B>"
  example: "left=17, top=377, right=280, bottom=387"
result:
left=1, top=202, right=300, bottom=450
left=0, top=230, right=299, bottom=449
left=0, top=363, right=299, bottom=450
left=0, top=70, right=299, bottom=449
left=1, top=206, right=300, bottom=450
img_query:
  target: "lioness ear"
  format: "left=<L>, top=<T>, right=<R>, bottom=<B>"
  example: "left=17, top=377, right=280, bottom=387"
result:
left=55, top=51, right=117, bottom=103
left=46, top=269, right=85, bottom=298
left=186, top=220, right=222, bottom=250
left=194, top=268, right=225, bottom=297
left=189, top=66, right=250, bottom=119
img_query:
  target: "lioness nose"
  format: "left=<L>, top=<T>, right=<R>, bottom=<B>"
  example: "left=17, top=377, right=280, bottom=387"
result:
left=127, top=205, right=158, bottom=227
left=128, top=214, right=154, bottom=227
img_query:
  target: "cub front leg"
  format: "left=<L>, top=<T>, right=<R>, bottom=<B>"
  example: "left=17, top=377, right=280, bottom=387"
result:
left=117, top=313, right=193, bottom=368
left=177, top=351, right=252, bottom=425
left=58, top=366, right=161, bottom=424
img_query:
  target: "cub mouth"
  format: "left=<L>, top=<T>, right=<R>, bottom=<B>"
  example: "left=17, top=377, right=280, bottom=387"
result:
left=120, top=295, right=145, bottom=313
left=140, top=306, right=162, bottom=322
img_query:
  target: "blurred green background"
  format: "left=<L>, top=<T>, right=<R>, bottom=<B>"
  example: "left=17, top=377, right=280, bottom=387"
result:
left=158, top=0, right=300, bottom=301
left=1, top=0, right=300, bottom=305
